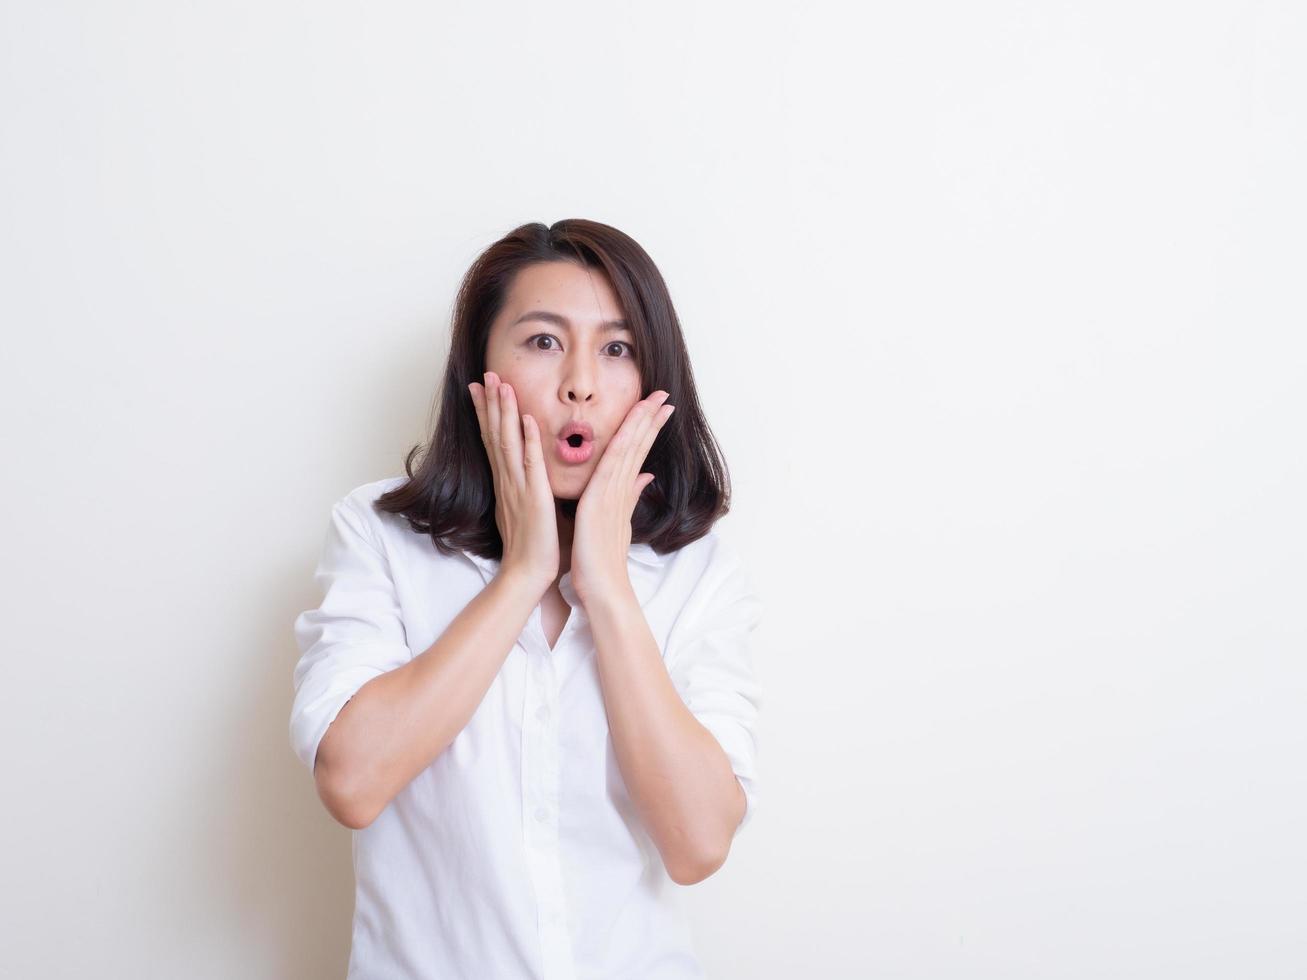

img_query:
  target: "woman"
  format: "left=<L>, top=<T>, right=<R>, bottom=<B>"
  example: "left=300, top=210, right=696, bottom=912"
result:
left=290, top=218, right=764, bottom=979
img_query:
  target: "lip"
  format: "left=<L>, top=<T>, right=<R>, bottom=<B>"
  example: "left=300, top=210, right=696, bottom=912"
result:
left=555, top=419, right=596, bottom=465
left=559, top=420, right=595, bottom=442
left=555, top=435, right=595, bottom=465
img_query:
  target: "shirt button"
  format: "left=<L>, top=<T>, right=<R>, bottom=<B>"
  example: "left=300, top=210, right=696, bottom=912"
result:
left=534, top=806, right=548, bottom=823
left=536, top=705, right=550, bottom=722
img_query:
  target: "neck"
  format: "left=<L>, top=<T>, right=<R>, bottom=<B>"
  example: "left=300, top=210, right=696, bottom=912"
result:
left=555, top=498, right=576, bottom=571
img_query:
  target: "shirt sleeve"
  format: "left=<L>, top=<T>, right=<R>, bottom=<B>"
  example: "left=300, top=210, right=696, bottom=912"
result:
left=664, top=549, right=765, bottom=836
left=289, top=493, right=414, bottom=774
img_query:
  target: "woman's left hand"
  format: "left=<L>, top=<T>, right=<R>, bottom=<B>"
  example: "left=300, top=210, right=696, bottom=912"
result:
left=570, top=389, right=675, bottom=610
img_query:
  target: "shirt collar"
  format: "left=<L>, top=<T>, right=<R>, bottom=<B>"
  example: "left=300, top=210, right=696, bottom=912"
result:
left=628, top=542, right=665, bottom=568
left=462, top=541, right=666, bottom=578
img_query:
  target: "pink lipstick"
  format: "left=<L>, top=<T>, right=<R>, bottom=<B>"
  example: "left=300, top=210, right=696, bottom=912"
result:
left=556, top=420, right=595, bottom=465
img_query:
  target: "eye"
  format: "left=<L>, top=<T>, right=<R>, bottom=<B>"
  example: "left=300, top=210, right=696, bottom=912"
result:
left=526, top=334, right=634, bottom=358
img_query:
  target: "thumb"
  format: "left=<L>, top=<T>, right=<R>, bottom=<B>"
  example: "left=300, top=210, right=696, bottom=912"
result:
left=629, top=472, right=656, bottom=513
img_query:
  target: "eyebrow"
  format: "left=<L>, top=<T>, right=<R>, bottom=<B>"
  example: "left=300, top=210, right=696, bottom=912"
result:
left=511, top=310, right=631, bottom=333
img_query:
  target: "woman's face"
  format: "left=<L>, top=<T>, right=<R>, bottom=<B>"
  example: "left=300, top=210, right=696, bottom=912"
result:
left=483, top=260, right=642, bottom=501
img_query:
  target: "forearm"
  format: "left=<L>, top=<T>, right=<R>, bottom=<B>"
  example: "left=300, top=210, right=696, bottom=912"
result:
left=315, top=568, right=543, bottom=829
left=586, top=587, right=745, bottom=885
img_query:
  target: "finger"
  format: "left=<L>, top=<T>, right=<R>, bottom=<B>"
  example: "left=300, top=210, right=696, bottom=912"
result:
left=629, top=471, right=656, bottom=512
left=469, top=381, right=494, bottom=467
left=485, top=371, right=502, bottom=457
left=627, top=407, right=669, bottom=491
left=607, top=390, right=665, bottom=462
left=635, top=390, right=671, bottom=439
left=498, top=381, right=526, bottom=486
left=636, top=397, right=674, bottom=451
left=475, top=375, right=503, bottom=491
left=637, top=402, right=675, bottom=470
left=617, top=391, right=672, bottom=483
left=522, top=413, right=548, bottom=492
left=468, top=382, right=486, bottom=439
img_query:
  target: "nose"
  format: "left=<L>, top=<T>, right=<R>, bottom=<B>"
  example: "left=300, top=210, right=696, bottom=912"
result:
left=560, top=354, right=595, bottom=404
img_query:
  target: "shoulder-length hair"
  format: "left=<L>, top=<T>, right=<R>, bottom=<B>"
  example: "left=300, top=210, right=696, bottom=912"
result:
left=374, top=218, right=732, bottom=562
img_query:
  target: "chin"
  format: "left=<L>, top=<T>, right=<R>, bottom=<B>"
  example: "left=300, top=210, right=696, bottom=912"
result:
left=547, top=464, right=589, bottom=493
left=546, top=472, right=581, bottom=500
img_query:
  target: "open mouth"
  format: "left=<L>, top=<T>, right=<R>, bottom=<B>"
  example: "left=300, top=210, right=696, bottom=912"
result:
left=556, top=432, right=595, bottom=464
left=557, top=420, right=595, bottom=464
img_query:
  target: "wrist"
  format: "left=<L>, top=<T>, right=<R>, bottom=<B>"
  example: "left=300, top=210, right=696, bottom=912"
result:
left=493, top=564, right=550, bottom=607
left=581, top=581, right=639, bottom=621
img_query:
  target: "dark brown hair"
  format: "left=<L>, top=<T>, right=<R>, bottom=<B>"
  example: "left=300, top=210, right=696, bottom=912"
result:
left=374, top=218, right=732, bottom=561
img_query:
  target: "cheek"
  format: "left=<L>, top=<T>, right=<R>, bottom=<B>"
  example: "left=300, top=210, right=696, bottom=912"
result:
left=612, top=374, right=643, bottom=410
left=498, top=371, right=542, bottom=413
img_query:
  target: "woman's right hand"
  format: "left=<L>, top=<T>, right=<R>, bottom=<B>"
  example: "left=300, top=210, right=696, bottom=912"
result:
left=468, top=371, right=559, bottom=596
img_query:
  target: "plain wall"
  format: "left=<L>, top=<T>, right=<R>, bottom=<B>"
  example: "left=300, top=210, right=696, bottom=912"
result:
left=1, top=1, right=1303, bottom=977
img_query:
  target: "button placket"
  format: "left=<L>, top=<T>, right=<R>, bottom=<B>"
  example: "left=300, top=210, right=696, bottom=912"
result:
left=520, top=630, right=576, bottom=979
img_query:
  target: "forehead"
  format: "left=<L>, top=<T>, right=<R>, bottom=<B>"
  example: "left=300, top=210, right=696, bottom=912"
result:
left=498, top=261, right=627, bottom=331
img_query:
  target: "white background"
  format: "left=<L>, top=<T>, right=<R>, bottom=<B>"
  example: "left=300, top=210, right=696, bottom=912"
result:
left=1, top=1, right=1303, bottom=977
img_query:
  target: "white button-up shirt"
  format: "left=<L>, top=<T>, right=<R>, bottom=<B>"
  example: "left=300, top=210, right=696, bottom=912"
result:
left=290, top=476, right=764, bottom=979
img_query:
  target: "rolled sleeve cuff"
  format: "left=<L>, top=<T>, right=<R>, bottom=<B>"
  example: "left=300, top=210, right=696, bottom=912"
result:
left=289, top=658, right=393, bottom=773
left=695, top=713, right=760, bottom=833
